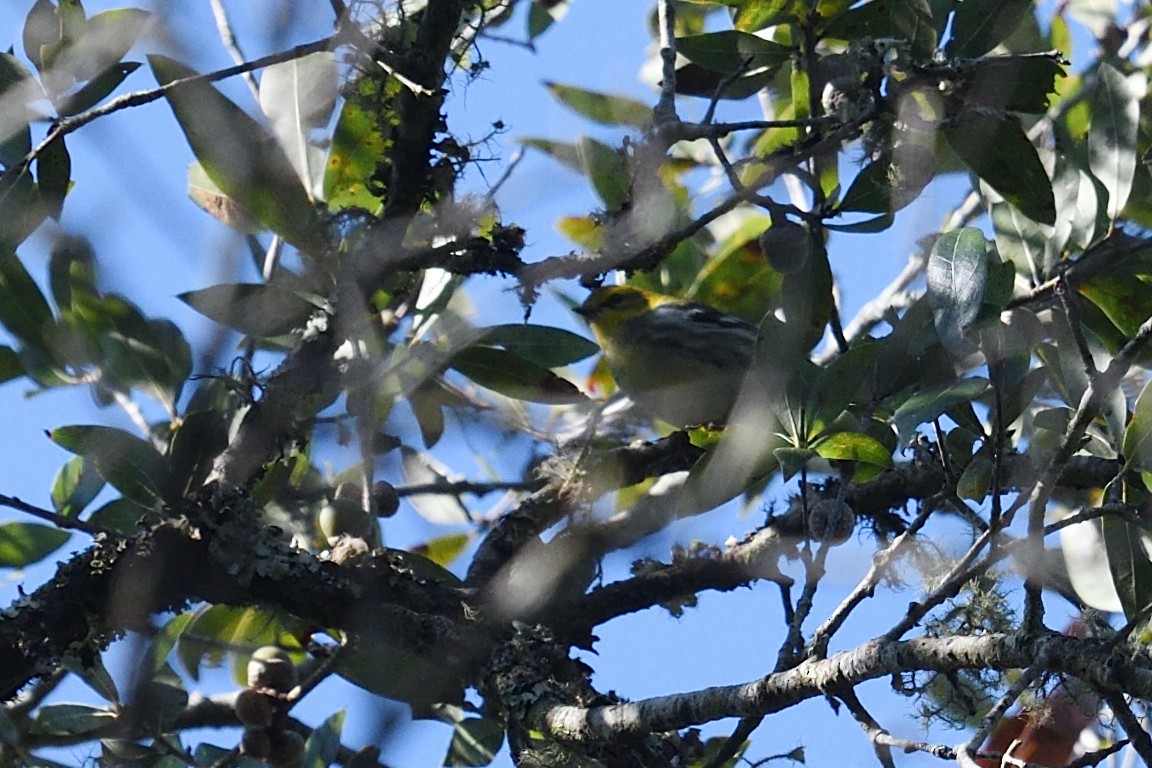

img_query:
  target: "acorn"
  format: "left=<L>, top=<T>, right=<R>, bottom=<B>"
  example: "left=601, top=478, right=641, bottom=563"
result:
left=373, top=480, right=401, bottom=518
left=234, top=687, right=276, bottom=727
left=807, top=499, right=857, bottom=545
left=758, top=219, right=813, bottom=275
left=318, top=496, right=375, bottom=543
left=247, top=646, right=298, bottom=693
left=267, top=730, right=306, bottom=768
left=240, top=727, right=272, bottom=759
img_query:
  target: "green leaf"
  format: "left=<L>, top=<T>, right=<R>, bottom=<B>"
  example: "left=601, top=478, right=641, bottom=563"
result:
left=148, top=55, right=325, bottom=252
left=259, top=51, right=338, bottom=197
left=806, top=341, right=882, bottom=428
left=520, top=138, right=583, bottom=172
left=1102, top=509, right=1152, bottom=621
left=839, top=145, right=934, bottom=214
left=991, top=199, right=1050, bottom=281
left=946, top=0, right=1032, bottom=57
left=400, top=447, right=470, bottom=525
left=445, top=716, right=505, bottom=767
left=891, top=378, right=990, bottom=447
left=958, top=55, right=1066, bottom=114
left=0, top=345, right=23, bottom=384
left=1124, top=379, right=1152, bottom=476
left=323, top=89, right=387, bottom=213
left=944, top=111, right=1055, bottom=225
left=51, top=425, right=171, bottom=507
left=733, top=0, right=806, bottom=31
left=0, top=522, right=71, bottom=568
left=87, top=498, right=154, bottom=534
left=51, top=454, right=105, bottom=517
left=303, top=711, right=345, bottom=768
left=957, top=454, right=993, bottom=500
left=476, top=324, right=599, bottom=368
left=336, top=635, right=464, bottom=711
left=187, top=162, right=263, bottom=234
left=22, top=0, right=59, bottom=73
left=50, top=8, right=149, bottom=85
left=0, top=248, right=55, bottom=350
left=577, top=136, right=629, bottom=211
left=675, top=31, right=792, bottom=75
left=1088, top=62, right=1139, bottom=220
left=1079, top=274, right=1152, bottom=339
left=37, top=132, right=70, bottom=221
left=414, top=533, right=471, bottom=567
left=812, top=431, right=894, bottom=468
left=926, top=228, right=988, bottom=352
left=773, top=447, right=816, bottom=481
left=545, top=82, right=651, bottom=127
left=0, top=53, right=39, bottom=168
left=57, top=61, right=139, bottom=116
left=168, top=409, right=230, bottom=498
left=450, top=346, right=587, bottom=404
left=29, top=703, right=116, bottom=737
left=179, top=283, right=318, bottom=338
left=823, top=0, right=937, bottom=57
left=527, top=0, right=570, bottom=39
left=672, top=62, right=778, bottom=99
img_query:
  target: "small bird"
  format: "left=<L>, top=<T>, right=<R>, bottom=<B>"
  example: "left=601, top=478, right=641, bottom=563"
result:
left=575, top=285, right=757, bottom=427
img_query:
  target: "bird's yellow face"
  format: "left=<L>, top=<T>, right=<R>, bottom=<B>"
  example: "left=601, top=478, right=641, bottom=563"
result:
left=574, top=285, right=653, bottom=333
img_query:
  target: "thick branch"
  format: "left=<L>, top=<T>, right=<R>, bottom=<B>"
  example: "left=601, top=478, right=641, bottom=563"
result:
left=539, top=632, right=1147, bottom=742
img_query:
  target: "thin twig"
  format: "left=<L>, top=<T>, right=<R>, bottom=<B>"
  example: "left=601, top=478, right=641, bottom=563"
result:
left=654, top=0, right=678, bottom=126
left=836, top=688, right=897, bottom=767
left=14, top=36, right=337, bottom=173
left=208, top=0, right=260, bottom=98
left=962, top=662, right=1044, bottom=758
left=1105, top=693, right=1152, bottom=766
left=0, top=494, right=108, bottom=536
left=809, top=503, right=934, bottom=656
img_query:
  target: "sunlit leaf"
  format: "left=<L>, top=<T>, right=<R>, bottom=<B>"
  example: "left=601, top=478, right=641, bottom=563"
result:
left=926, top=228, right=988, bottom=352
left=400, top=447, right=470, bottom=525
left=812, top=431, right=893, bottom=468
left=1088, top=62, right=1139, bottom=220
left=259, top=51, right=338, bottom=198
left=51, top=454, right=105, bottom=517
left=545, top=82, right=651, bottom=127
left=148, top=55, right=325, bottom=252
left=1123, top=379, right=1152, bottom=476
left=577, top=136, right=629, bottom=211
left=50, top=425, right=171, bottom=507
left=519, top=138, right=582, bottom=172
left=324, top=88, right=388, bottom=213
left=0, top=522, right=71, bottom=568
left=414, top=533, right=471, bottom=567
left=187, top=162, right=263, bottom=233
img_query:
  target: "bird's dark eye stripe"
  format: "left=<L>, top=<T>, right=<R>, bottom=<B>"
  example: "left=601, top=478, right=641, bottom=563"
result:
left=601, top=292, right=628, bottom=308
